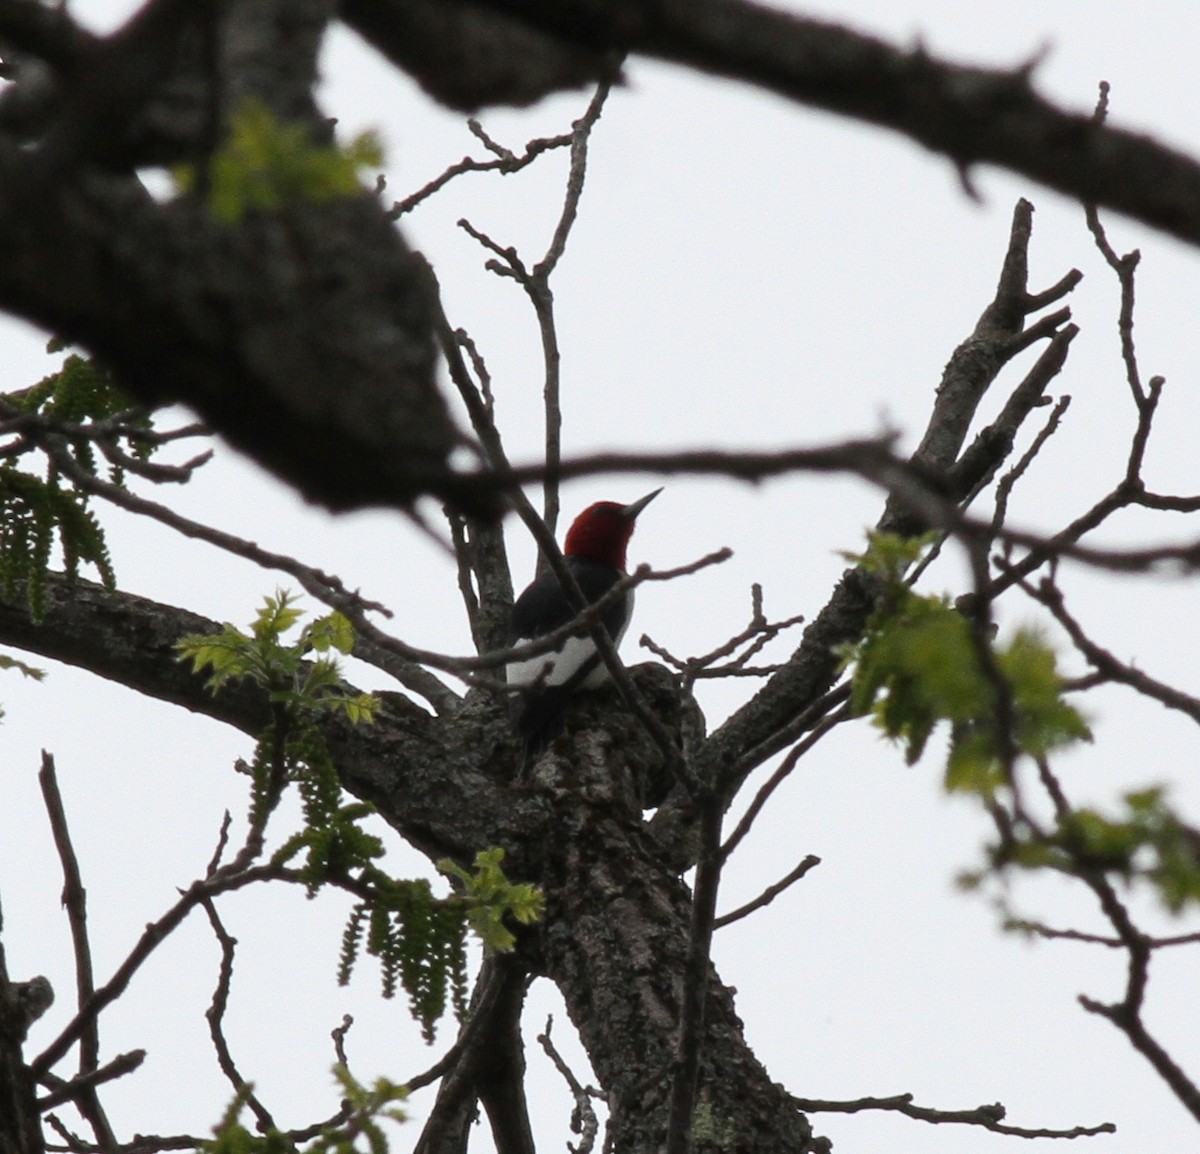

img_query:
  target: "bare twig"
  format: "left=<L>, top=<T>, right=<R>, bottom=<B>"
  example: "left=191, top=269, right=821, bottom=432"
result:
left=713, top=855, right=820, bottom=930
left=990, top=395, right=1072, bottom=535
left=205, top=811, right=233, bottom=879
left=535, top=79, right=612, bottom=535
left=641, top=582, right=806, bottom=690
left=537, top=1017, right=604, bottom=1154
left=201, top=896, right=275, bottom=1132
left=44, top=1122, right=203, bottom=1154
left=719, top=694, right=852, bottom=861
left=38, top=436, right=458, bottom=713
left=37, top=1049, right=146, bottom=1110
left=1024, top=758, right=1200, bottom=1122
left=1085, top=84, right=1147, bottom=410
left=389, top=123, right=577, bottom=217
left=1016, top=572, right=1200, bottom=724
left=32, top=863, right=299, bottom=1079
left=331, top=1014, right=353, bottom=1068
left=456, top=80, right=613, bottom=538
left=38, top=751, right=117, bottom=1152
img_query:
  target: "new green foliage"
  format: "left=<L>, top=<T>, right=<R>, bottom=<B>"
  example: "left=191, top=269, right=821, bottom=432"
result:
left=205, top=1067, right=408, bottom=1154
left=176, top=99, right=384, bottom=223
left=179, top=590, right=377, bottom=835
left=179, top=593, right=542, bottom=1041
left=0, top=352, right=139, bottom=618
left=440, top=848, right=546, bottom=954
left=842, top=532, right=1200, bottom=918
left=842, top=532, right=1089, bottom=796
left=998, top=787, right=1200, bottom=915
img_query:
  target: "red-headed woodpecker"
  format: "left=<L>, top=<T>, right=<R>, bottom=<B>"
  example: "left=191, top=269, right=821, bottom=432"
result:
left=508, top=489, right=662, bottom=758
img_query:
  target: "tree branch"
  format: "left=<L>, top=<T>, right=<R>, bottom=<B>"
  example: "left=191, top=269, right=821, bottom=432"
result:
left=659, top=200, right=1075, bottom=850
left=458, top=0, right=1200, bottom=251
left=790, top=1090, right=1113, bottom=1139
left=37, top=753, right=117, bottom=1153
left=0, top=576, right=521, bottom=863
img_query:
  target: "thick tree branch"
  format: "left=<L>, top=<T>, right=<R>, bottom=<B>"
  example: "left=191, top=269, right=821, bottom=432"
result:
left=438, top=0, right=1200, bottom=251
left=339, top=0, right=612, bottom=111
left=645, top=199, right=1075, bottom=866
left=0, top=177, right=471, bottom=512
left=0, top=576, right=526, bottom=861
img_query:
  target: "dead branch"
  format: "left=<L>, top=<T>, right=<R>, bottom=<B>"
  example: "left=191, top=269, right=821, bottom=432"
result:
left=790, top=1090, right=1113, bottom=1139
left=37, top=751, right=117, bottom=1152
left=536, top=1017, right=604, bottom=1154
left=200, top=897, right=276, bottom=1132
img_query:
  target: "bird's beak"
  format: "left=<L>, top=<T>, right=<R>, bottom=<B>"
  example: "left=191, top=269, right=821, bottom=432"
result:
left=620, top=487, right=663, bottom=520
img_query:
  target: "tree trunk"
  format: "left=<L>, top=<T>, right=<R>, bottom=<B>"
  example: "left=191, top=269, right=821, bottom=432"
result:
left=0, top=901, right=50, bottom=1154
left=519, top=728, right=819, bottom=1153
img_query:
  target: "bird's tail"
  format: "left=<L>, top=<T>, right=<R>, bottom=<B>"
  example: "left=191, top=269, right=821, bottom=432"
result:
left=516, top=686, right=572, bottom=769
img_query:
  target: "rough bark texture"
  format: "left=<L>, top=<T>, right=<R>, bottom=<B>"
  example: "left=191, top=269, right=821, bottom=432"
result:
left=0, top=0, right=478, bottom=513
left=0, top=899, right=50, bottom=1154
left=531, top=753, right=814, bottom=1152
left=0, top=175, right=464, bottom=512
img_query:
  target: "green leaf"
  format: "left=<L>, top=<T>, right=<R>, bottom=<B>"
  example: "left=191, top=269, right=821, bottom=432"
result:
left=999, top=627, right=1092, bottom=757
left=341, top=693, right=379, bottom=725
left=845, top=589, right=986, bottom=765
left=944, top=730, right=1007, bottom=797
left=841, top=533, right=1089, bottom=796
left=253, top=590, right=304, bottom=640
left=306, top=610, right=356, bottom=655
left=0, top=652, right=45, bottom=681
left=840, top=529, right=940, bottom=583
left=439, top=849, right=545, bottom=954
left=176, top=99, right=384, bottom=223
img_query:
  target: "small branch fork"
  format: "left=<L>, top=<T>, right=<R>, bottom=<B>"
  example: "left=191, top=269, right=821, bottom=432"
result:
left=972, top=86, right=1186, bottom=610
left=0, top=397, right=211, bottom=483
left=641, top=582, right=807, bottom=691
left=1019, top=758, right=1200, bottom=1125
left=38, top=752, right=118, bottom=1152
left=454, top=77, right=614, bottom=539
left=388, top=117, right=582, bottom=218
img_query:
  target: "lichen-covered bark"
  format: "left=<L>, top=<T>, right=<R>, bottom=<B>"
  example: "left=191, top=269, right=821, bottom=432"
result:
left=528, top=736, right=816, bottom=1151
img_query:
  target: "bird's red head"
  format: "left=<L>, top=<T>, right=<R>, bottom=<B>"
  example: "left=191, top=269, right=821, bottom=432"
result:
left=562, top=489, right=661, bottom=571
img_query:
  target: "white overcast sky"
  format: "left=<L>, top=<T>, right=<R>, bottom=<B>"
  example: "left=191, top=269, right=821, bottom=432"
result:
left=3, top=2, right=1200, bottom=1152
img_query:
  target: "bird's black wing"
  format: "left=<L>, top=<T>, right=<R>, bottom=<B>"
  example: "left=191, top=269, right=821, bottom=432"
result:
left=510, top=558, right=630, bottom=761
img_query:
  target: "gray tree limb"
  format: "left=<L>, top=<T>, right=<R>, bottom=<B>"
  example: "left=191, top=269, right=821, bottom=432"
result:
left=409, top=0, right=1200, bottom=251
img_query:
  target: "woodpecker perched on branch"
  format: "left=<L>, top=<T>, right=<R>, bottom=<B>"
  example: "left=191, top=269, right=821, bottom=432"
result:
left=507, top=489, right=662, bottom=760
